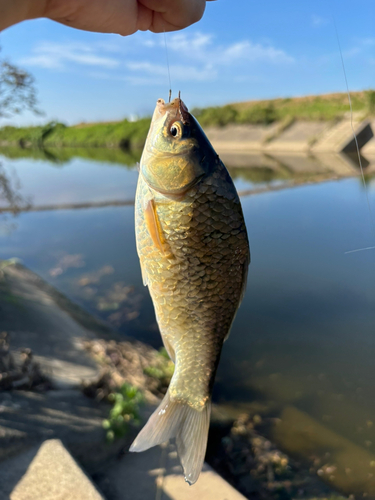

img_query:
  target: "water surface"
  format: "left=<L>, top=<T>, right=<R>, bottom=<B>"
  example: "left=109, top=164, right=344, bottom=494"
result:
left=1, top=147, right=375, bottom=495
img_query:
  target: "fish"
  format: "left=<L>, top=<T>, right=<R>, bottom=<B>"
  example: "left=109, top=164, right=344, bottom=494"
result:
left=130, top=96, right=250, bottom=484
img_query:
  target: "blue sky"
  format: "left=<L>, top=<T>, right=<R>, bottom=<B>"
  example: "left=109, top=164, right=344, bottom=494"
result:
left=0, top=0, right=374, bottom=126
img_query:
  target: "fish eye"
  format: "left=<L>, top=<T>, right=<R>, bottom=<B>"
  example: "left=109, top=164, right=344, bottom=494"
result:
left=169, top=121, right=183, bottom=138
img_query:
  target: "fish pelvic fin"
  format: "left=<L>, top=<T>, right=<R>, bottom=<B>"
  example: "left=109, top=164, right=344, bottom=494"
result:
left=129, top=390, right=211, bottom=485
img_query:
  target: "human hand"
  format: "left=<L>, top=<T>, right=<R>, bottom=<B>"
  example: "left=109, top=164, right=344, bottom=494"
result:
left=1, top=0, right=212, bottom=35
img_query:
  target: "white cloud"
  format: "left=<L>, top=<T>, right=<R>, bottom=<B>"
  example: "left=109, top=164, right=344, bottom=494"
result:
left=220, top=40, right=294, bottom=64
left=353, top=37, right=375, bottom=47
left=19, top=41, right=120, bottom=70
left=312, top=15, right=329, bottom=27
left=362, top=38, right=375, bottom=46
left=126, top=61, right=216, bottom=82
left=340, top=37, right=375, bottom=60
left=18, top=32, right=294, bottom=85
left=163, top=32, right=294, bottom=65
left=123, top=32, right=293, bottom=85
left=166, top=32, right=213, bottom=53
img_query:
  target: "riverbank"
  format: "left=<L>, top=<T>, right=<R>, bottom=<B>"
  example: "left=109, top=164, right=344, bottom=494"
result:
left=0, top=91, right=374, bottom=152
left=0, top=260, right=245, bottom=499
left=0, top=260, right=348, bottom=500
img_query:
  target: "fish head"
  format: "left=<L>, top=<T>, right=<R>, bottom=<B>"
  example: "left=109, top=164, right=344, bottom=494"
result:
left=140, top=97, right=216, bottom=196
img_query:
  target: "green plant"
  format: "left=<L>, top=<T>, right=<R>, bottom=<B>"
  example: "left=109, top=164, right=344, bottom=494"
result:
left=143, top=347, right=174, bottom=387
left=192, top=105, right=239, bottom=127
left=102, top=383, right=144, bottom=442
left=237, top=103, right=279, bottom=125
left=366, top=90, right=375, bottom=114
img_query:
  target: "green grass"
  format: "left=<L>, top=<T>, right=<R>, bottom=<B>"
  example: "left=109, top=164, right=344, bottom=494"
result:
left=193, top=90, right=374, bottom=127
left=0, top=90, right=374, bottom=149
left=143, top=347, right=174, bottom=389
left=102, top=383, right=144, bottom=442
left=0, top=118, right=150, bottom=150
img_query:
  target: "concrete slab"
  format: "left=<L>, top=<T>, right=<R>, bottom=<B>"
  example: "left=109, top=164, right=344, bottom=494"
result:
left=95, top=442, right=247, bottom=500
left=4, top=440, right=104, bottom=500
left=265, top=121, right=329, bottom=153
left=206, top=124, right=278, bottom=153
left=362, top=120, right=375, bottom=155
left=0, top=390, right=112, bottom=466
left=311, top=118, right=371, bottom=153
left=206, top=120, right=373, bottom=154
left=1, top=263, right=101, bottom=388
left=163, top=462, right=247, bottom=500
left=364, top=154, right=375, bottom=174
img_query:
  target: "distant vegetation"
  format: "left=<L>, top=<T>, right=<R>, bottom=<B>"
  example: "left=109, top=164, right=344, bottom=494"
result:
left=0, top=90, right=374, bottom=150
left=0, top=118, right=150, bottom=150
left=193, top=90, right=375, bottom=127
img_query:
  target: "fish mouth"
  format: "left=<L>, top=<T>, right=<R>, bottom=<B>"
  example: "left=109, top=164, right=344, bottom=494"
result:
left=155, top=96, right=190, bottom=125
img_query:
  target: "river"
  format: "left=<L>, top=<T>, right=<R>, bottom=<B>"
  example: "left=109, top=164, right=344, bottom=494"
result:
left=1, top=147, right=375, bottom=495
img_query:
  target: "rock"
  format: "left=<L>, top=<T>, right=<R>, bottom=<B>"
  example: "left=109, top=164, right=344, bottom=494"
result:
left=1, top=439, right=104, bottom=500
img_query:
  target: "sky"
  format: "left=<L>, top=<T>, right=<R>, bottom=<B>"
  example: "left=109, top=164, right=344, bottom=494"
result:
left=0, top=0, right=374, bottom=126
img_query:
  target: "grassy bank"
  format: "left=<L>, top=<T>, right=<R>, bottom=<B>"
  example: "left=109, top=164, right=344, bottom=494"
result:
left=0, top=118, right=150, bottom=150
left=0, top=90, right=374, bottom=149
left=193, top=90, right=375, bottom=126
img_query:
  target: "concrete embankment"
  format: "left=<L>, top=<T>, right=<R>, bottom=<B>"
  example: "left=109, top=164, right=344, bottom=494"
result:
left=362, top=119, right=375, bottom=156
left=0, top=261, right=246, bottom=500
left=206, top=117, right=374, bottom=154
left=2, top=265, right=374, bottom=498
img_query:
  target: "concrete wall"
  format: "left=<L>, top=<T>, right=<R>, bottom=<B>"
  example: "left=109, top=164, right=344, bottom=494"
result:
left=206, top=119, right=373, bottom=154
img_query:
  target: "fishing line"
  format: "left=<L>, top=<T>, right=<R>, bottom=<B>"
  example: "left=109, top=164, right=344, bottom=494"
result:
left=163, top=27, right=172, bottom=102
left=344, top=246, right=375, bottom=255
left=332, top=16, right=375, bottom=254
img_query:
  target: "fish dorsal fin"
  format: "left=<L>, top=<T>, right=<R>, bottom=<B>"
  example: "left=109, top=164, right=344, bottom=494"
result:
left=144, top=198, right=165, bottom=254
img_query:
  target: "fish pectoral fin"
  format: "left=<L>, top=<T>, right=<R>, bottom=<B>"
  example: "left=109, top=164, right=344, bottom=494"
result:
left=144, top=198, right=166, bottom=254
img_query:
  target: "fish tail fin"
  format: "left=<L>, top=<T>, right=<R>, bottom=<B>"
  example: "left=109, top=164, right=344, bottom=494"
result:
left=129, top=389, right=211, bottom=485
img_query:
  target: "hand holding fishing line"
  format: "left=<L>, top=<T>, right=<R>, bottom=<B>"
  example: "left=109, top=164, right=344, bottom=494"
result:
left=0, top=0, right=213, bottom=34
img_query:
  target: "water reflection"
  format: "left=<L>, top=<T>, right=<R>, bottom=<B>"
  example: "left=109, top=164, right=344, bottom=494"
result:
left=0, top=163, right=30, bottom=214
left=0, top=146, right=142, bottom=166
left=0, top=147, right=375, bottom=496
